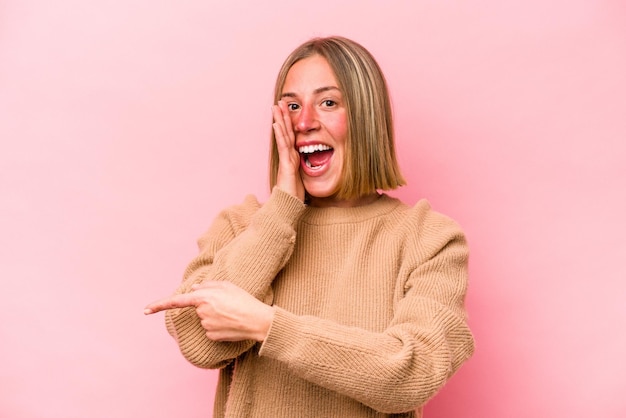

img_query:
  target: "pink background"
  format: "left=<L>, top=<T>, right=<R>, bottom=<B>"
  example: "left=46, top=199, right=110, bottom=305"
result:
left=1, top=1, right=625, bottom=417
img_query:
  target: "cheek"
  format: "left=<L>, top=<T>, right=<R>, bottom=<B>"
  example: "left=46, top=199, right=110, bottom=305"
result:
left=332, top=115, right=349, bottom=145
left=289, top=113, right=298, bottom=128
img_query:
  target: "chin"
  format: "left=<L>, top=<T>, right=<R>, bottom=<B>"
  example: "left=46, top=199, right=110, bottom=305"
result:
left=303, top=183, right=338, bottom=199
left=303, top=174, right=341, bottom=194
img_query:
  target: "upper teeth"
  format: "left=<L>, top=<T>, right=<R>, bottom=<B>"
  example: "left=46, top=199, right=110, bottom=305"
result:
left=298, top=144, right=332, bottom=154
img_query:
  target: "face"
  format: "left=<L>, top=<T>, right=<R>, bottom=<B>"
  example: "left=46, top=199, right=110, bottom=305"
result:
left=280, top=55, right=348, bottom=202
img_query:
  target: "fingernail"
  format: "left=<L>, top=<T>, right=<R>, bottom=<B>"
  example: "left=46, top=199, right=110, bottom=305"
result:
left=144, top=308, right=152, bottom=315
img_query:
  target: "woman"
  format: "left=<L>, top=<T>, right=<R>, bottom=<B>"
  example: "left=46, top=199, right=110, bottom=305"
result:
left=145, top=36, right=474, bottom=418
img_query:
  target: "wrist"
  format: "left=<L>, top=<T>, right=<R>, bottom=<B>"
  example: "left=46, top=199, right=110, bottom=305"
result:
left=255, top=306, right=275, bottom=342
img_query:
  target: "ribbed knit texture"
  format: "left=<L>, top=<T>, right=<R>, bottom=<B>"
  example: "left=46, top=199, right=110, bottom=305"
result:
left=165, top=187, right=474, bottom=418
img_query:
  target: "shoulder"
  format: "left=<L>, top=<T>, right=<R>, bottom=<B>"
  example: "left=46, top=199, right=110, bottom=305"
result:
left=223, top=194, right=264, bottom=225
left=196, top=189, right=305, bottom=249
left=385, top=197, right=463, bottom=234
left=196, top=194, right=263, bottom=249
left=390, top=198, right=468, bottom=259
left=410, top=199, right=464, bottom=237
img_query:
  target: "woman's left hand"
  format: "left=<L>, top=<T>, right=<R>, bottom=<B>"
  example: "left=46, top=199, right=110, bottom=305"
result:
left=144, top=281, right=274, bottom=342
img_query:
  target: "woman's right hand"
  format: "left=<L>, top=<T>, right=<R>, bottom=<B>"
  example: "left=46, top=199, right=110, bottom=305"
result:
left=272, top=101, right=305, bottom=202
left=144, top=281, right=274, bottom=342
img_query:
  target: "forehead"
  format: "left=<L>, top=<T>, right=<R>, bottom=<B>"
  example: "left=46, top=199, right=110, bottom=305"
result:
left=282, top=55, right=339, bottom=93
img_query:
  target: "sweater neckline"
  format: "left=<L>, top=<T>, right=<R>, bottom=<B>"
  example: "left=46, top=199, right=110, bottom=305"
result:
left=300, top=193, right=403, bottom=225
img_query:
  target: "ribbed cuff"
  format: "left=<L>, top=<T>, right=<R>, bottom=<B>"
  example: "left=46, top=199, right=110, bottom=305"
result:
left=256, top=187, right=306, bottom=228
left=258, top=306, right=302, bottom=359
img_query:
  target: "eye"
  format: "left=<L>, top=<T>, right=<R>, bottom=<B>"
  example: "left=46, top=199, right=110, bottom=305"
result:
left=287, top=103, right=300, bottom=111
left=321, top=99, right=336, bottom=107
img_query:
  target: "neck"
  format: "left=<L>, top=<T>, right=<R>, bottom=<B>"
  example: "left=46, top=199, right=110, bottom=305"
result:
left=307, top=192, right=380, bottom=208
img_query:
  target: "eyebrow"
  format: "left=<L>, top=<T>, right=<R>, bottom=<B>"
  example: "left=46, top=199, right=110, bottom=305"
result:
left=280, top=86, right=341, bottom=98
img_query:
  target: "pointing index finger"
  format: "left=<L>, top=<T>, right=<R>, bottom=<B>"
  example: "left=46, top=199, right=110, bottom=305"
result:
left=143, top=293, right=198, bottom=315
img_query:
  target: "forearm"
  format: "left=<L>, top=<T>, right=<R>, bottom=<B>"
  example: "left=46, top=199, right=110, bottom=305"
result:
left=165, top=306, right=254, bottom=369
left=165, top=188, right=305, bottom=367
left=259, top=305, right=473, bottom=413
left=200, top=187, right=305, bottom=299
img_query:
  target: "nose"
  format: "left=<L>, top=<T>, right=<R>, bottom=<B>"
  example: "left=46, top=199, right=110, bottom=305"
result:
left=294, top=103, right=320, bottom=133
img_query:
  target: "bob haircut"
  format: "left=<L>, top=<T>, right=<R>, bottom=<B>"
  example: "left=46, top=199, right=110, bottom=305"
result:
left=269, top=36, right=406, bottom=200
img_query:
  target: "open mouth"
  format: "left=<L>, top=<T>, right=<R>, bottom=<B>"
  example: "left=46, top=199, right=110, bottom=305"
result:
left=299, top=144, right=334, bottom=169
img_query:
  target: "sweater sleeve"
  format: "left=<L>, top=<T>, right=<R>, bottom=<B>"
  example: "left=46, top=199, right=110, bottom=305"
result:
left=258, top=207, right=474, bottom=414
left=165, top=187, right=306, bottom=369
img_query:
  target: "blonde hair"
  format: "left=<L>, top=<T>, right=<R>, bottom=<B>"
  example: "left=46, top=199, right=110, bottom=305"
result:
left=269, top=36, right=406, bottom=199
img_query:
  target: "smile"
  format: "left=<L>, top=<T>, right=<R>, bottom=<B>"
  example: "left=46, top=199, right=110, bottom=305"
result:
left=299, top=144, right=334, bottom=169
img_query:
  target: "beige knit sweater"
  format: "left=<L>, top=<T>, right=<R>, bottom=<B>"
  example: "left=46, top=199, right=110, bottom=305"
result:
left=164, top=187, right=474, bottom=418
